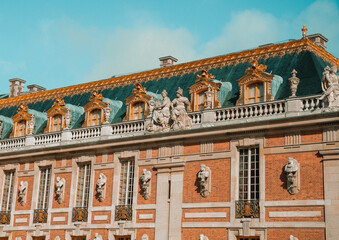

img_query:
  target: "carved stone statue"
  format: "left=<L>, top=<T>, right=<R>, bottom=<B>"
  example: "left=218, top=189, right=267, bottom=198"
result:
left=96, top=173, right=107, bottom=202
left=64, top=109, right=72, bottom=129
left=320, top=65, right=339, bottom=111
left=104, top=103, right=112, bottom=124
left=284, top=157, right=300, bottom=195
left=141, top=233, right=149, bottom=240
left=198, top=164, right=211, bottom=197
left=147, top=94, right=155, bottom=117
left=147, top=90, right=171, bottom=132
left=288, top=69, right=300, bottom=98
left=290, top=235, right=298, bottom=240
left=140, top=169, right=152, bottom=200
left=18, top=181, right=27, bottom=206
left=205, top=84, right=213, bottom=109
left=28, top=115, right=35, bottom=135
left=55, top=177, right=65, bottom=204
left=171, top=87, right=192, bottom=130
left=93, top=233, right=102, bottom=240
left=199, top=234, right=209, bottom=240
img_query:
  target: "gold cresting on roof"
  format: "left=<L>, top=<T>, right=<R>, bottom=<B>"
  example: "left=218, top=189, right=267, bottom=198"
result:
left=0, top=38, right=338, bottom=109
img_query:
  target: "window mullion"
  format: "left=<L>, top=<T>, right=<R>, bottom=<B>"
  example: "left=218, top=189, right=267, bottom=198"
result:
left=82, top=165, right=87, bottom=207
left=6, top=172, right=13, bottom=211
left=247, top=149, right=251, bottom=201
left=124, top=161, right=130, bottom=205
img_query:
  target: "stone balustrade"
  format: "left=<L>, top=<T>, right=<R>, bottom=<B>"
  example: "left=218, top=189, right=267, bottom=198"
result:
left=0, top=94, right=332, bottom=151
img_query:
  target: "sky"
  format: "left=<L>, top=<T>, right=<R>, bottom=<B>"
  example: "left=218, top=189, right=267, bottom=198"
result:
left=0, top=0, right=338, bottom=93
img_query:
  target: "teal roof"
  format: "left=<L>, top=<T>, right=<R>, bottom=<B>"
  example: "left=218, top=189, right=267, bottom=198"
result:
left=0, top=40, right=336, bottom=137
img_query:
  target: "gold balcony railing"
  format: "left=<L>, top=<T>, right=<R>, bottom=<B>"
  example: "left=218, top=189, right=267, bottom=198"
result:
left=0, top=211, right=11, bottom=224
left=72, top=207, right=88, bottom=222
left=33, top=209, right=48, bottom=223
left=235, top=200, right=260, bottom=218
left=115, top=205, right=132, bottom=221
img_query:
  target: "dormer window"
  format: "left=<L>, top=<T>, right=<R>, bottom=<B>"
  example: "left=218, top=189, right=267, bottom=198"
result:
left=17, top=120, right=26, bottom=137
left=90, top=109, right=101, bottom=126
left=132, top=102, right=145, bottom=120
left=52, top=114, right=63, bottom=131
left=44, top=98, right=68, bottom=133
left=247, top=82, right=263, bottom=104
left=236, top=60, right=274, bottom=106
left=189, top=70, right=221, bottom=111
left=83, top=91, right=109, bottom=127
left=124, top=84, right=150, bottom=121
left=10, top=103, right=33, bottom=138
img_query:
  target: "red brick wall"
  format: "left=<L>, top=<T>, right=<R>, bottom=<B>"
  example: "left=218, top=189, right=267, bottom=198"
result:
left=15, top=176, right=34, bottom=211
left=12, top=231, right=27, bottom=239
left=182, top=208, right=229, bottom=222
left=183, top=159, right=230, bottom=203
left=13, top=214, right=30, bottom=226
left=213, top=140, right=230, bottom=152
left=137, top=166, right=157, bottom=205
left=92, top=169, right=114, bottom=207
left=184, top=142, right=200, bottom=155
left=139, top=149, right=147, bottom=159
left=91, top=211, right=111, bottom=224
left=301, top=130, right=323, bottom=144
left=50, top=230, right=66, bottom=240
left=152, top=148, right=158, bottom=158
left=96, top=154, right=103, bottom=164
left=136, top=229, right=154, bottom=240
left=51, top=212, right=68, bottom=225
left=265, top=152, right=323, bottom=201
left=265, top=206, right=324, bottom=222
left=265, top=134, right=285, bottom=147
left=136, top=209, right=155, bottom=223
left=267, top=229, right=325, bottom=240
left=182, top=228, right=227, bottom=240
left=52, top=172, right=72, bottom=208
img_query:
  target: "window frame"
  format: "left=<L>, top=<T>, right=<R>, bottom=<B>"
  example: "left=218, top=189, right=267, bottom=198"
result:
left=118, top=159, right=135, bottom=206
left=75, top=162, right=91, bottom=208
left=37, top=167, right=52, bottom=210
left=1, top=171, right=15, bottom=212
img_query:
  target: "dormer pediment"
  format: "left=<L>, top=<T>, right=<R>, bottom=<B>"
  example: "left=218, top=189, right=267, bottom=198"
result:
left=124, top=83, right=150, bottom=121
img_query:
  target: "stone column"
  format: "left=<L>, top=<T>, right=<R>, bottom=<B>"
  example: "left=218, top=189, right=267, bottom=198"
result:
left=154, top=163, right=185, bottom=240
left=319, top=149, right=339, bottom=240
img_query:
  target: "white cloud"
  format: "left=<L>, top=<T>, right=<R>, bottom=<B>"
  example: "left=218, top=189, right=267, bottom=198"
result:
left=203, top=10, right=288, bottom=57
left=85, top=26, right=197, bottom=82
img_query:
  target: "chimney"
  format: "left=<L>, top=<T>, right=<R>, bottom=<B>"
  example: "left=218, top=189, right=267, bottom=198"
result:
left=307, top=33, right=328, bottom=50
left=159, top=56, right=178, bottom=68
left=27, top=84, right=46, bottom=94
left=9, top=78, right=26, bottom=98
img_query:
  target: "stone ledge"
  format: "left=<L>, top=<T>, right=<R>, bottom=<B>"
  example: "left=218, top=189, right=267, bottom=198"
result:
left=185, top=212, right=226, bottom=218
left=139, top=214, right=153, bottom=220
left=269, top=211, right=321, bottom=218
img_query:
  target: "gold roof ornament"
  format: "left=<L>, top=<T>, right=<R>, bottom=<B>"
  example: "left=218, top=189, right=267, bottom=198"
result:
left=18, top=103, right=29, bottom=113
left=132, top=83, right=146, bottom=95
left=52, top=97, right=66, bottom=107
left=302, top=25, right=308, bottom=38
left=196, top=69, right=215, bottom=82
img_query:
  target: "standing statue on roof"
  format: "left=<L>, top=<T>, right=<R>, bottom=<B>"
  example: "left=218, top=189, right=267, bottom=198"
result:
left=171, top=87, right=192, bottom=130
left=147, top=90, right=171, bottom=132
left=320, top=65, right=339, bottom=111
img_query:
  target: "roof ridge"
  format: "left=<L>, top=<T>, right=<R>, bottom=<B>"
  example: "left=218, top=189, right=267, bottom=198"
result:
left=0, top=38, right=337, bottom=108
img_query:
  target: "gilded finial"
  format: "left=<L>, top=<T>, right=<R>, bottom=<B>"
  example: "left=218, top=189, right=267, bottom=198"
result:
left=302, top=25, right=308, bottom=38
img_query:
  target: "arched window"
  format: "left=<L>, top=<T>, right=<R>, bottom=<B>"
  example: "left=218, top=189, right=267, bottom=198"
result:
left=132, top=102, right=145, bottom=120
left=90, top=109, right=101, bottom=126
left=247, top=83, right=263, bottom=104
left=17, top=120, right=26, bottom=137
left=52, top=114, right=62, bottom=131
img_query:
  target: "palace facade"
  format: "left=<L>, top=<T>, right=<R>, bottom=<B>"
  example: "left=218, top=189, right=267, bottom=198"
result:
left=0, top=28, right=338, bottom=240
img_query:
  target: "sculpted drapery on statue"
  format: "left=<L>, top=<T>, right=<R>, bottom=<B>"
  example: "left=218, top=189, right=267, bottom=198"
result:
left=171, top=87, right=192, bottom=130
left=146, top=88, right=192, bottom=132
left=320, top=65, right=339, bottom=111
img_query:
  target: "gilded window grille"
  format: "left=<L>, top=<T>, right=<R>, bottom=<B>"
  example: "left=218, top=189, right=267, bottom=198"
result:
left=115, top=205, right=132, bottom=221
left=72, top=207, right=88, bottom=222
left=235, top=200, right=260, bottom=218
left=0, top=211, right=11, bottom=225
left=33, top=209, right=48, bottom=223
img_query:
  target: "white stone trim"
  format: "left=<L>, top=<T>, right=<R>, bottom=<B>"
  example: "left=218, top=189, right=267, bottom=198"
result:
left=139, top=214, right=153, bottom=220
left=269, top=211, right=321, bottom=218
left=136, top=204, right=156, bottom=210
left=52, top=216, right=66, bottom=222
left=183, top=221, right=326, bottom=228
left=93, top=215, right=108, bottom=221
left=264, top=200, right=325, bottom=207
left=182, top=202, right=231, bottom=208
left=185, top=212, right=226, bottom=218
left=15, top=218, right=27, bottom=223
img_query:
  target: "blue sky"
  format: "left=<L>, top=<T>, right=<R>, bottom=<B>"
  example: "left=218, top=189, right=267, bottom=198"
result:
left=0, top=0, right=338, bottom=93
